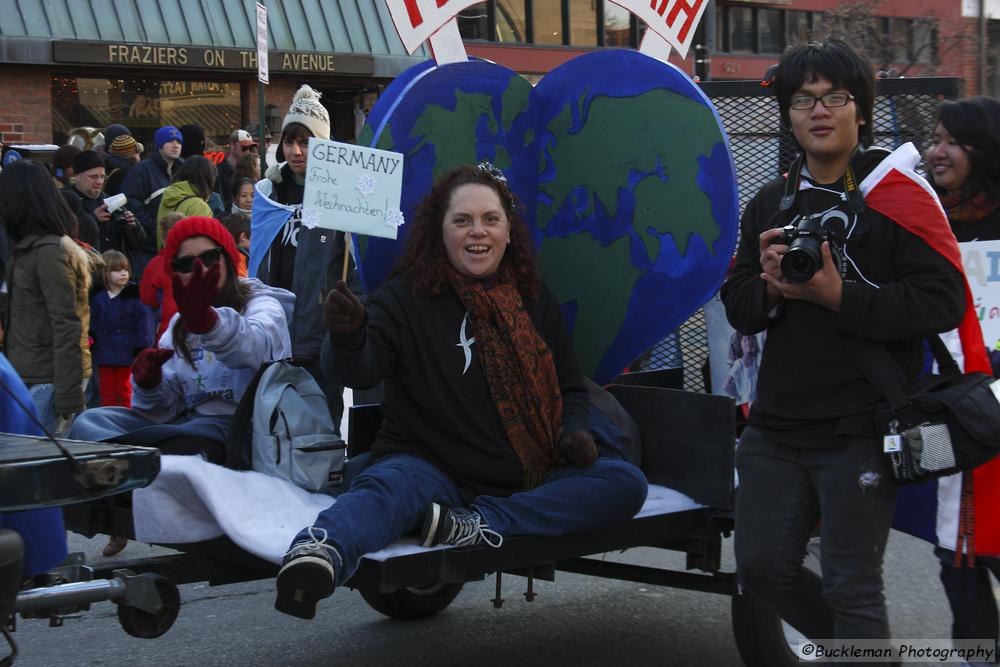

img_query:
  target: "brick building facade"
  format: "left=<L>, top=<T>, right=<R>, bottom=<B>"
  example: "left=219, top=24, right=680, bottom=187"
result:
left=0, top=0, right=993, bottom=148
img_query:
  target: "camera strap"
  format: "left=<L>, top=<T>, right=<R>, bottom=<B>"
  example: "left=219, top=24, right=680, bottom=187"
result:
left=779, top=148, right=868, bottom=217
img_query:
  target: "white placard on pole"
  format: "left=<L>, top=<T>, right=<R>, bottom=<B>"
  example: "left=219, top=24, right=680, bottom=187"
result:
left=256, top=2, right=269, bottom=85
left=301, top=138, right=405, bottom=240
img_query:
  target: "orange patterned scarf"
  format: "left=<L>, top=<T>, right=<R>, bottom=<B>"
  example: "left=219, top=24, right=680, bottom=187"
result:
left=449, top=269, right=564, bottom=487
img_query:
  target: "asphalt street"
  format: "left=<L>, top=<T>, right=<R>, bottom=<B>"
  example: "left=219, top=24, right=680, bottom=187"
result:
left=8, top=527, right=970, bottom=667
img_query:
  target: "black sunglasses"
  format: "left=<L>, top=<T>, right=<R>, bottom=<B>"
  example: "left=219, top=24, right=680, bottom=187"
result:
left=172, top=247, right=224, bottom=274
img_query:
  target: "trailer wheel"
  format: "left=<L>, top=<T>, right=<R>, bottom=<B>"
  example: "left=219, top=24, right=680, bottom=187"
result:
left=358, top=581, right=463, bottom=620
left=731, top=582, right=810, bottom=667
left=116, top=578, right=180, bottom=639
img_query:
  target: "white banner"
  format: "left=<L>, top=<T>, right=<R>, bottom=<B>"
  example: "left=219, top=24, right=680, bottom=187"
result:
left=961, top=240, right=1000, bottom=351
left=301, top=138, right=405, bottom=240
left=384, top=0, right=481, bottom=55
left=610, top=0, right=708, bottom=59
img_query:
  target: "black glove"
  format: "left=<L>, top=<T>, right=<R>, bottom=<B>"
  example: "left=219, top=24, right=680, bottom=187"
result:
left=323, top=280, right=365, bottom=335
left=559, top=430, right=598, bottom=467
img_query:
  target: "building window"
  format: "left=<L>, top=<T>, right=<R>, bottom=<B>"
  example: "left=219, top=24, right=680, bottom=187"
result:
left=533, top=0, right=564, bottom=44
left=569, top=0, right=598, bottom=46
left=495, top=0, right=527, bottom=42
left=910, top=20, right=935, bottom=65
left=758, top=8, right=782, bottom=54
left=51, top=76, right=241, bottom=150
left=786, top=11, right=810, bottom=46
left=458, top=2, right=490, bottom=40
left=728, top=7, right=753, bottom=52
left=604, top=0, right=631, bottom=47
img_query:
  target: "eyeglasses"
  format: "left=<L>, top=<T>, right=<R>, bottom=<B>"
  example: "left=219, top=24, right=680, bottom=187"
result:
left=477, top=161, right=508, bottom=185
left=789, top=92, right=855, bottom=111
left=171, top=247, right=224, bottom=274
left=237, top=144, right=257, bottom=152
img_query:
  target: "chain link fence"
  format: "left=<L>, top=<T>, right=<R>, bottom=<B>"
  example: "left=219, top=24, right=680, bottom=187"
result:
left=629, top=77, right=964, bottom=392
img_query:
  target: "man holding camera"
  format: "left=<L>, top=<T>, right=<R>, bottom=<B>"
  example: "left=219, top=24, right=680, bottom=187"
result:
left=71, top=150, right=142, bottom=254
left=720, top=40, right=966, bottom=645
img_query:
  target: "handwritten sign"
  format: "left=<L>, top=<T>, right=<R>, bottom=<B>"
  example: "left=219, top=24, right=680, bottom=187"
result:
left=962, top=240, right=1000, bottom=350
left=612, top=0, right=707, bottom=59
left=302, top=138, right=405, bottom=240
left=384, top=0, right=480, bottom=55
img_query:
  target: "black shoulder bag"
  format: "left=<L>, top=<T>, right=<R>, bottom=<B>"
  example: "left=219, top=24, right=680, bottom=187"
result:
left=843, top=334, right=1000, bottom=483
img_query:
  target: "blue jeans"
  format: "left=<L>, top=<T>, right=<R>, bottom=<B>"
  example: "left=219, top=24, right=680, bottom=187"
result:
left=69, top=406, right=231, bottom=446
left=735, top=426, right=898, bottom=642
left=294, top=453, right=648, bottom=583
left=27, top=381, right=88, bottom=436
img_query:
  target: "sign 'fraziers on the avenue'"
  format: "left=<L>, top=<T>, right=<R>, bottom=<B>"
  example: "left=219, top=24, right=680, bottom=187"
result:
left=52, top=41, right=375, bottom=74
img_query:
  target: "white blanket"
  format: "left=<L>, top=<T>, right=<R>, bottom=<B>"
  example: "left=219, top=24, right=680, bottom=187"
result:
left=133, top=455, right=704, bottom=565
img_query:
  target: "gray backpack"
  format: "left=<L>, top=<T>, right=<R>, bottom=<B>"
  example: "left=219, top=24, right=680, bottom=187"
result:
left=224, top=360, right=345, bottom=492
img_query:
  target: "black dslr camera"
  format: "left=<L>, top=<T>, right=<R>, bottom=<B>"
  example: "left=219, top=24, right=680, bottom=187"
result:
left=109, top=207, right=132, bottom=228
left=774, top=215, right=842, bottom=283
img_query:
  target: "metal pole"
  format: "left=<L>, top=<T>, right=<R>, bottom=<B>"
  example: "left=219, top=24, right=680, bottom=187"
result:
left=15, top=578, right=127, bottom=613
left=258, top=81, right=267, bottom=165
left=980, top=0, right=988, bottom=95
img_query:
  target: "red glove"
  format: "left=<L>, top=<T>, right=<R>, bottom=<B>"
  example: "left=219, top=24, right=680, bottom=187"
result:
left=132, top=348, right=175, bottom=390
left=558, top=430, right=599, bottom=467
left=171, top=258, right=221, bottom=334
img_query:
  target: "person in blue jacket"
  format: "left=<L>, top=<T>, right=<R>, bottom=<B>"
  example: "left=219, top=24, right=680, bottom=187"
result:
left=0, top=352, right=68, bottom=581
left=120, top=126, right=184, bottom=280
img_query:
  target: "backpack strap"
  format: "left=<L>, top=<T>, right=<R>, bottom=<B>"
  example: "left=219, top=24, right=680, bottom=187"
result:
left=144, top=186, right=169, bottom=206
left=223, top=360, right=277, bottom=469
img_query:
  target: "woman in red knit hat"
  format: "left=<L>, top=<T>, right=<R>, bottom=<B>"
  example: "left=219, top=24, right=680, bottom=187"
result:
left=69, top=216, right=294, bottom=555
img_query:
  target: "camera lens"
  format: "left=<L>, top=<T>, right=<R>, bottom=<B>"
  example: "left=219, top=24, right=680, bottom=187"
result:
left=781, top=244, right=820, bottom=283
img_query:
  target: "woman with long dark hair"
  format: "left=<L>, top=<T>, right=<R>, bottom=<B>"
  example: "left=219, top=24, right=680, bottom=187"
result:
left=273, top=164, right=648, bottom=620
left=155, top=155, right=217, bottom=247
left=0, top=159, right=94, bottom=434
left=924, top=96, right=1000, bottom=663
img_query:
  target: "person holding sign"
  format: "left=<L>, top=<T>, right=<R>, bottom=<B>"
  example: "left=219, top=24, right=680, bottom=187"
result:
left=249, top=85, right=358, bottom=432
left=924, top=96, right=1000, bottom=664
left=721, top=40, right=969, bottom=646
left=273, top=164, right=648, bottom=620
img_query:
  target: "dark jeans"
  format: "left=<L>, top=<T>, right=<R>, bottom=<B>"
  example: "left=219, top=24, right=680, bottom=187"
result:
left=735, top=426, right=898, bottom=642
left=294, top=452, right=648, bottom=584
left=937, top=546, right=1000, bottom=661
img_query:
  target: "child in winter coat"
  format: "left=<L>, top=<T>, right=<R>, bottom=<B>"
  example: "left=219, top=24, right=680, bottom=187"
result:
left=90, top=250, right=154, bottom=407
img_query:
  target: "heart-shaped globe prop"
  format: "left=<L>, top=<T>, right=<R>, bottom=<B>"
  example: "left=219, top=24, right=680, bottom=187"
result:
left=360, top=0, right=738, bottom=384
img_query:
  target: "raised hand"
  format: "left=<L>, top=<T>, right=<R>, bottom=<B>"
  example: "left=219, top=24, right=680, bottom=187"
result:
left=322, top=280, right=365, bottom=335
left=171, top=258, right=221, bottom=334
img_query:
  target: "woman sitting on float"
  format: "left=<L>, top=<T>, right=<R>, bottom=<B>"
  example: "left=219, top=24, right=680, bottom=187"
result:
left=274, top=163, right=649, bottom=620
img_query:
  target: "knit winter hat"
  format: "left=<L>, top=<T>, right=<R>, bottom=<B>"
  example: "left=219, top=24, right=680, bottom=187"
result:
left=72, top=150, right=105, bottom=175
left=103, top=124, right=131, bottom=146
left=53, top=145, right=82, bottom=171
left=154, top=126, right=183, bottom=150
left=163, top=216, right=242, bottom=272
left=109, top=135, right=140, bottom=158
left=282, top=85, right=330, bottom=141
left=179, top=124, right=206, bottom=158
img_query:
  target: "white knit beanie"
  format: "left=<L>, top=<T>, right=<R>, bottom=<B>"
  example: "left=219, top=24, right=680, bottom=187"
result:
left=283, top=85, right=330, bottom=140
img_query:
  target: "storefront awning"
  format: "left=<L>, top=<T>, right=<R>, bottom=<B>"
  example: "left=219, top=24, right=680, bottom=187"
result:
left=0, top=0, right=427, bottom=76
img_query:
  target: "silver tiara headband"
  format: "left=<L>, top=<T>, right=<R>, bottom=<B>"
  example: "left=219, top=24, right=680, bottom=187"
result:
left=477, top=161, right=508, bottom=186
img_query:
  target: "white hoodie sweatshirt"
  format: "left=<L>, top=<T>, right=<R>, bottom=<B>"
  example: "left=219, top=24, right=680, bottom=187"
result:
left=132, top=279, right=293, bottom=421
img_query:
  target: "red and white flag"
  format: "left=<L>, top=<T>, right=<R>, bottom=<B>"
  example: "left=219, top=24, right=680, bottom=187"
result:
left=862, top=143, right=1000, bottom=556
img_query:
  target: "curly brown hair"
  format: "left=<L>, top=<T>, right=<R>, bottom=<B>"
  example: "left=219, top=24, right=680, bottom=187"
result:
left=391, top=165, right=540, bottom=298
